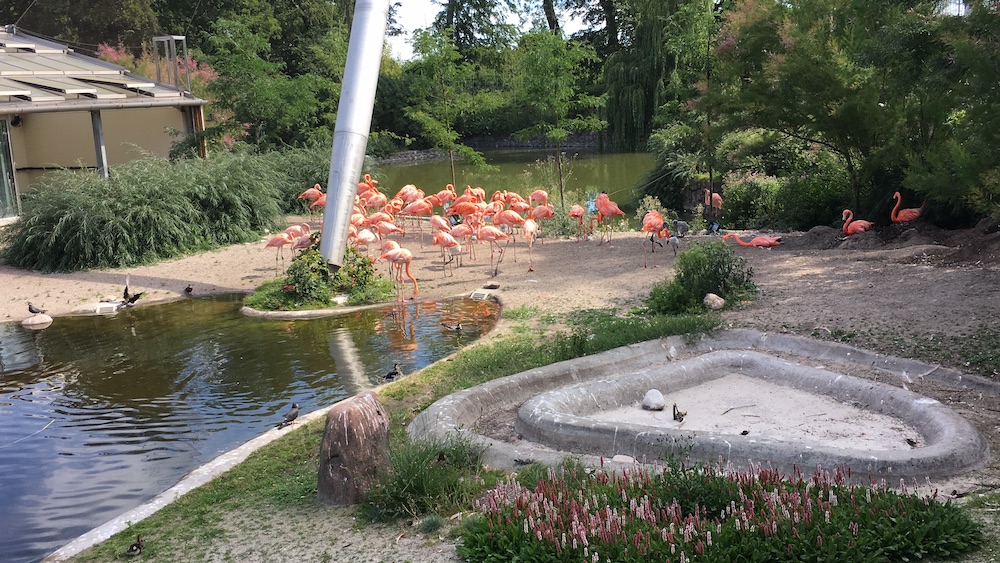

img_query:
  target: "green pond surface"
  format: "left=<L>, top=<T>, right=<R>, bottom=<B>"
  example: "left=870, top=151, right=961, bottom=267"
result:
left=0, top=294, right=498, bottom=563
left=371, top=150, right=655, bottom=217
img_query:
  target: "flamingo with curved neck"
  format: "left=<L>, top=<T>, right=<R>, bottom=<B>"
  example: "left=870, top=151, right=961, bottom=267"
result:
left=891, top=192, right=926, bottom=223
left=842, top=209, right=873, bottom=236
left=722, top=233, right=782, bottom=248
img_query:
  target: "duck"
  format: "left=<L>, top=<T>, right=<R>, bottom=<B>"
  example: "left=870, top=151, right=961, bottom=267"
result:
left=441, top=322, right=462, bottom=332
left=384, top=363, right=403, bottom=382
left=125, top=535, right=143, bottom=556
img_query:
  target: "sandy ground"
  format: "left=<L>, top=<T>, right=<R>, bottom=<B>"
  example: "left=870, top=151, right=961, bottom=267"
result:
left=5, top=215, right=1000, bottom=562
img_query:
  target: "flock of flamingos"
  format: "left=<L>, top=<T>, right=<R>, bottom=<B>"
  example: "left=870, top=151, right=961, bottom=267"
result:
left=263, top=175, right=927, bottom=300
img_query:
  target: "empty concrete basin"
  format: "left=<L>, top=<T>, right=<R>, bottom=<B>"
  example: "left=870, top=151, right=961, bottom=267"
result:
left=515, top=350, right=987, bottom=480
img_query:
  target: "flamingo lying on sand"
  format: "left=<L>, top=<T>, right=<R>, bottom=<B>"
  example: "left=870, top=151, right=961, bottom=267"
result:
left=891, top=192, right=926, bottom=224
left=842, top=209, right=873, bottom=236
left=722, top=233, right=782, bottom=248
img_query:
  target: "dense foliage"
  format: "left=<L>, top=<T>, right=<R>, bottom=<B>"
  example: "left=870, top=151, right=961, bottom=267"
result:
left=1, top=153, right=283, bottom=272
left=458, top=460, right=981, bottom=562
left=9, top=1, right=997, bottom=226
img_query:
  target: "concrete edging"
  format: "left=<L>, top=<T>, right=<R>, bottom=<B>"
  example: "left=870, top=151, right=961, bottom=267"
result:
left=408, top=329, right=994, bottom=480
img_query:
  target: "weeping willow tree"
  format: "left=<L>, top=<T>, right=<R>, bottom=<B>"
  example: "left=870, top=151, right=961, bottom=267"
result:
left=604, top=0, right=674, bottom=152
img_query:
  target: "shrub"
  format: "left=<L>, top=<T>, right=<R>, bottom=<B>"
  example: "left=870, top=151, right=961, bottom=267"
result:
left=359, top=434, right=489, bottom=523
left=0, top=154, right=283, bottom=272
left=645, top=241, right=756, bottom=314
left=244, top=244, right=392, bottom=310
left=721, top=171, right=781, bottom=229
left=775, top=151, right=851, bottom=231
left=458, top=461, right=982, bottom=562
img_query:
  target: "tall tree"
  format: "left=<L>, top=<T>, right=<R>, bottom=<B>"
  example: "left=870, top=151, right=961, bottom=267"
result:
left=711, top=0, right=942, bottom=209
left=433, top=0, right=519, bottom=60
left=7, top=0, right=158, bottom=54
left=405, top=28, right=494, bottom=186
left=512, top=29, right=606, bottom=207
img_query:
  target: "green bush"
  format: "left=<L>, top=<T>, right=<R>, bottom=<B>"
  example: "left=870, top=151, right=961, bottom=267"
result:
left=244, top=244, right=392, bottom=310
left=646, top=241, right=756, bottom=314
left=1, top=153, right=283, bottom=272
left=721, top=171, right=781, bottom=229
left=775, top=151, right=851, bottom=231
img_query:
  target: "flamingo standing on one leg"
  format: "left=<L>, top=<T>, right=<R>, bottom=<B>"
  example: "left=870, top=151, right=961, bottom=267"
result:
left=568, top=204, right=587, bottom=240
left=492, top=209, right=525, bottom=262
left=704, top=189, right=723, bottom=219
left=842, top=209, right=874, bottom=236
left=891, top=192, right=926, bottom=224
left=522, top=218, right=538, bottom=272
left=722, top=233, right=782, bottom=248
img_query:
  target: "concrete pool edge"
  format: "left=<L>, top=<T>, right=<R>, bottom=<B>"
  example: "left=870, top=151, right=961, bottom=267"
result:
left=408, top=329, right=995, bottom=480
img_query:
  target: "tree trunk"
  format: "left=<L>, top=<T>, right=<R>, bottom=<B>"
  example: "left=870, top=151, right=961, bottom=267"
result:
left=556, top=143, right=565, bottom=209
left=599, top=0, right=618, bottom=50
left=543, top=0, right=560, bottom=32
left=449, top=148, right=457, bottom=188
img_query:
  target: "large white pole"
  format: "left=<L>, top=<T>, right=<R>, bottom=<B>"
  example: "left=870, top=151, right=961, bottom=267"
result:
left=320, top=0, right=390, bottom=270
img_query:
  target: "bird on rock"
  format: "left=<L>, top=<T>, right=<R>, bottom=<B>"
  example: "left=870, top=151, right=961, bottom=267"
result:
left=27, top=302, right=46, bottom=315
left=184, top=284, right=193, bottom=296
left=125, top=535, right=143, bottom=556
left=276, top=402, right=299, bottom=429
left=441, top=322, right=462, bottom=332
left=384, top=363, right=403, bottom=382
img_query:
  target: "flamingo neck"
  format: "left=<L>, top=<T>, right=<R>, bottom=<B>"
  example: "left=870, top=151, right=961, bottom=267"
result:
left=891, top=193, right=902, bottom=222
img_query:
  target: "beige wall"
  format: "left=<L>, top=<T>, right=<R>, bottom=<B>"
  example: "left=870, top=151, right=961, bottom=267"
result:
left=10, top=106, right=193, bottom=194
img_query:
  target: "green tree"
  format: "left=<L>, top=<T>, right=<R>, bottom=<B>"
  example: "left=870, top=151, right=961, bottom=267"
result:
left=434, top=0, right=519, bottom=61
left=512, top=30, right=606, bottom=208
left=7, top=0, right=158, bottom=54
left=202, top=18, right=329, bottom=148
left=710, top=0, right=946, bottom=210
left=903, top=2, right=1000, bottom=216
left=405, top=29, right=495, bottom=186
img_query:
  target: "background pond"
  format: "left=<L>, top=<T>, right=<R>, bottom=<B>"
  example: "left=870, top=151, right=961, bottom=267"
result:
left=0, top=294, right=498, bottom=563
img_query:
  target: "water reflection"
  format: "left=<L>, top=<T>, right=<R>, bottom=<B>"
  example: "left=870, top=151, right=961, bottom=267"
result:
left=0, top=294, right=498, bottom=563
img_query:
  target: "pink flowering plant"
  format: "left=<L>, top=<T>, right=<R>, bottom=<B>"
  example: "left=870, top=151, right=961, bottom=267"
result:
left=457, top=459, right=981, bottom=562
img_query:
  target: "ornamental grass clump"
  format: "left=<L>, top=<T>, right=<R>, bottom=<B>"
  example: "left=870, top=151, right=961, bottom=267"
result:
left=1, top=153, right=283, bottom=272
left=457, top=461, right=981, bottom=562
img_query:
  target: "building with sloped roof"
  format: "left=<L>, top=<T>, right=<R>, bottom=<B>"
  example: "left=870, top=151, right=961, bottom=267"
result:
left=0, top=25, right=206, bottom=221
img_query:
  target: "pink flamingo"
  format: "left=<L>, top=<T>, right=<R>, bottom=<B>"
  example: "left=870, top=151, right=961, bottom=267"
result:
left=264, top=232, right=294, bottom=272
left=842, top=209, right=873, bottom=236
left=891, top=192, right=926, bottom=223
left=522, top=218, right=539, bottom=272
left=432, top=230, right=462, bottom=275
left=450, top=223, right=476, bottom=262
left=723, top=233, right=782, bottom=248
left=704, top=189, right=723, bottom=218
left=640, top=210, right=666, bottom=268
left=493, top=209, right=525, bottom=261
left=529, top=189, right=548, bottom=207
left=569, top=204, right=587, bottom=240
left=477, top=225, right=510, bottom=276
left=592, top=192, right=626, bottom=245
left=400, top=198, right=434, bottom=243
left=378, top=246, right=418, bottom=300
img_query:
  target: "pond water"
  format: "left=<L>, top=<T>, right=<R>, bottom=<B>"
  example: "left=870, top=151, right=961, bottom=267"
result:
left=372, top=150, right=655, bottom=216
left=0, top=295, right=498, bottom=563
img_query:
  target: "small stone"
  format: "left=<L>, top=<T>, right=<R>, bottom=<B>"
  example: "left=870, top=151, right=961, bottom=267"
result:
left=703, top=293, right=726, bottom=310
left=642, top=389, right=665, bottom=411
left=611, top=454, right=636, bottom=464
